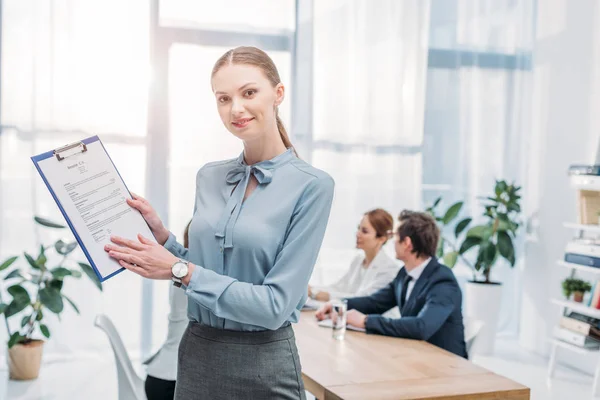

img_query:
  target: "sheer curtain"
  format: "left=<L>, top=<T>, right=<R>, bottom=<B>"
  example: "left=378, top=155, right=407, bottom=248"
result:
left=1, top=0, right=535, bottom=361
left=423, top=0, right=535, bottom=335
left=310, top=0, right=431, bottom=284
left=1, top=0, right=151, bottom=358
left=1, top=0, right=296, bottom=360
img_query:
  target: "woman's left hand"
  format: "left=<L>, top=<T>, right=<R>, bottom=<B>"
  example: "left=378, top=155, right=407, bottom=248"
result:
left=104, top=234, right=179, bottom=280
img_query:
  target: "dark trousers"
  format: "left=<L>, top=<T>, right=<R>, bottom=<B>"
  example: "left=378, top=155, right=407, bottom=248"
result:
left=145, top=375, right=176, bottom=400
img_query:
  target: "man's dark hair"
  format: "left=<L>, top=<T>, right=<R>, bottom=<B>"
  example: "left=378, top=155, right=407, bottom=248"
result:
left=397, top=210, right=440, bottom=258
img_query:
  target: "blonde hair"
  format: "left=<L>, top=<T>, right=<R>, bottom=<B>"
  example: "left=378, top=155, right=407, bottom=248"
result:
left=211, top=46, right=295, bottom=154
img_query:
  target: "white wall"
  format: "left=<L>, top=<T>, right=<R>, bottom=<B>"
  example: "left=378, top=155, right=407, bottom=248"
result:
left=519, top=0, right=600, bottom=374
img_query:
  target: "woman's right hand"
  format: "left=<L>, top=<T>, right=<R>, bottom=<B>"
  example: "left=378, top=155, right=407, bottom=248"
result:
left=127, top=192, right=170, bottom=245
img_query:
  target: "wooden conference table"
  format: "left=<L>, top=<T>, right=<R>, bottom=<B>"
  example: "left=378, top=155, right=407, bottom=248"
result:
left=294, top=311, right=530, bottom=400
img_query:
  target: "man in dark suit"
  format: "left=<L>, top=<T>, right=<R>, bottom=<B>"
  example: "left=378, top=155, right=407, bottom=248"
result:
left=316, top=210, right=468, bottom=358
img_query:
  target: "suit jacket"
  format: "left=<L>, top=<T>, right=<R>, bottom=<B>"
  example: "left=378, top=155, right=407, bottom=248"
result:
left=346, top=258, right=468, bottom=358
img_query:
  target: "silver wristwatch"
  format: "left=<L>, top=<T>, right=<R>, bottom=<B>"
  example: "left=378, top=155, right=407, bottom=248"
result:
left=171, top=259, right=189, bottom=288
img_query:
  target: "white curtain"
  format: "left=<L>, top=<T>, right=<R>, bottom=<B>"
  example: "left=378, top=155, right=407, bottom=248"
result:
left=424, top=0, right=535, bottom=335
left=0, top=0, right=535, bottom=361
left=310, top=0, right=432, bottom=283
left=0, top=0, right=296, bottom=361
left=308, top=0, right=535, bottom=337
left=1, top=0, right=151, bottom=358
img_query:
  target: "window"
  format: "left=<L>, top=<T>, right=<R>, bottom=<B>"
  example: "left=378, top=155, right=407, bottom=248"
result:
left=0, top=0, right=295, bottom=359
left=422, top=0, right=535, bottom=334
left=159, top=0, right=295, bottom=32
left=0, top=0, right=151, bottom=355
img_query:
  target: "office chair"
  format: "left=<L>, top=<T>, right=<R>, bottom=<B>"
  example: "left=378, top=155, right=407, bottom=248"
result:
left=94, top=314, right=146, bottom=400
left=464, top=317, right=485, bottom=356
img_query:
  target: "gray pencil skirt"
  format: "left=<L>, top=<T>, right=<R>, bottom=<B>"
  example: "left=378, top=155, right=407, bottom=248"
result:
left=174, top=322, right=306, bottom=400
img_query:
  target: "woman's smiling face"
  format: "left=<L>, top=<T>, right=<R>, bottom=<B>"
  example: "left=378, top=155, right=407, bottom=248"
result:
left=212, top=63, right=284, bottom=141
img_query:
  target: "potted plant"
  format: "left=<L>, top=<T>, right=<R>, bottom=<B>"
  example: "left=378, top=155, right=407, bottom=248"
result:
left=426, top=179, right=522, bottom=354
left=562, top=277, right=592, bottom=303
left=0, top=216, right=102, bottom=380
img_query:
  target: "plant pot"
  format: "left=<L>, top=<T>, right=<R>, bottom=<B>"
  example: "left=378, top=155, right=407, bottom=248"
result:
left=464, top=281, right=502, bottom=355
left=573, top=291, right=584, bottom=303
left=7, top=340, right=44, bottom=380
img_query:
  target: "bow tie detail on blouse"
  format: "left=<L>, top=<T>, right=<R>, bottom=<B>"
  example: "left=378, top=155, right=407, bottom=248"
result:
left=225, top=165, right=273, bottom=186
left=215, top=165, right=273, bottom=249
left=214, top=148, right=295, bottom=249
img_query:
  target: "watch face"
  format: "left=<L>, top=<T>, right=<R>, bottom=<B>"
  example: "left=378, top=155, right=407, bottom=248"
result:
left=172, top=262, right=188, bottom=278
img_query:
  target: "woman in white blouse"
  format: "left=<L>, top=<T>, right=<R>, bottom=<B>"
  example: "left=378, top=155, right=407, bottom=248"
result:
left=308, top=208, right=399, bottom=302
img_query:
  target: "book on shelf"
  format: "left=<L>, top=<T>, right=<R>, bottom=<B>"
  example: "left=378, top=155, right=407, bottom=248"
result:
left=588, top=280, right=600, bottom=309
left=569, top=165, right=600, bottom=176
left=589, top=281, right=598, bottom=307
left=554, top=327, right=600, bottom=349
left=560, top=314, right=600, bottom=339
left=565, top=241, right=600, bottom=268
left=565, top=254, right=600, bottom=268
left=567, top=311, right=600, bottom=326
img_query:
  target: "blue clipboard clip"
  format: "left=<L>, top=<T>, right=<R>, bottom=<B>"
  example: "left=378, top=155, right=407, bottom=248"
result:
left=53, top=141, right=88, bottom=161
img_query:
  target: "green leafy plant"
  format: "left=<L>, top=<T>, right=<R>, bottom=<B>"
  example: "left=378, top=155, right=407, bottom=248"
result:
left=426, top=180, right=522, bottom=283
left=562, top=277, right=592, bottom=299
left=425, top=198, right=471, bottom=271
left=0, top=216, right=103, bottom=348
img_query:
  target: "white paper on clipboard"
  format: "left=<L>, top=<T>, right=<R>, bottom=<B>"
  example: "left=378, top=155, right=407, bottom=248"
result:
left=31, top=135, right=155, bottom=281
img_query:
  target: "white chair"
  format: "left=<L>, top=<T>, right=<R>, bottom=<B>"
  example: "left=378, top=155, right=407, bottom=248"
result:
left=94, top=314, right=146, bottom=400
left=464, top=317, right=485, bottom=356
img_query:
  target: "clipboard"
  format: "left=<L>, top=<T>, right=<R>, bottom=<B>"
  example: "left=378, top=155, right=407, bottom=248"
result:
left=31, top=135, right=155, bottom=282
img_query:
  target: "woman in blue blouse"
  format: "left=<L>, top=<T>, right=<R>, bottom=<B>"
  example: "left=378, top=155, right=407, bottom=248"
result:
left=104, top=46, right=335, bottom=399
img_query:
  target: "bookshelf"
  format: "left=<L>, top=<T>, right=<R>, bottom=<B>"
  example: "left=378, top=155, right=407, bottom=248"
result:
left=551, top=338, right=598, bottom=355
left=571, top=175, right=600, bottom=191
left=549, top=254, right=600, bottom=397
left=549, top=258, right=600, bottom=393
left=564, top=222, right=600, bottom=234
left=558, top=260, right=600, bottom=275
left=550, top=298, right=600, bottom=320
left=548, top=183, right=600, bottom=396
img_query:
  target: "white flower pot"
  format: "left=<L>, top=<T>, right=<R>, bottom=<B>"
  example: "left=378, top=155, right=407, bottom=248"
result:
left=464, top=281, right=502, bottom=355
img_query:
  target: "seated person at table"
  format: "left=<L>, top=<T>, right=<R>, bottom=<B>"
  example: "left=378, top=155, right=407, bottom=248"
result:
left=308, top=208, right=400, bottom=303
left=316, top=210, right=467, bottom=358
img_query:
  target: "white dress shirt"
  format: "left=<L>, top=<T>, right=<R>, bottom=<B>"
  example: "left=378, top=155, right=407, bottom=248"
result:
left=313, top=248, right=401, bottom=318
left=144, top=284, right=189, bottom=381
left=404, top=257, right=432, bottom=302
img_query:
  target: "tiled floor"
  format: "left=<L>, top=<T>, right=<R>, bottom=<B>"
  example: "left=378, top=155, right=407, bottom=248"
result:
left=472, top=338, right=595, bottom=400
left=0, top=353, right=120, bottom=400
left=0, top=338, right=594, bottom=399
